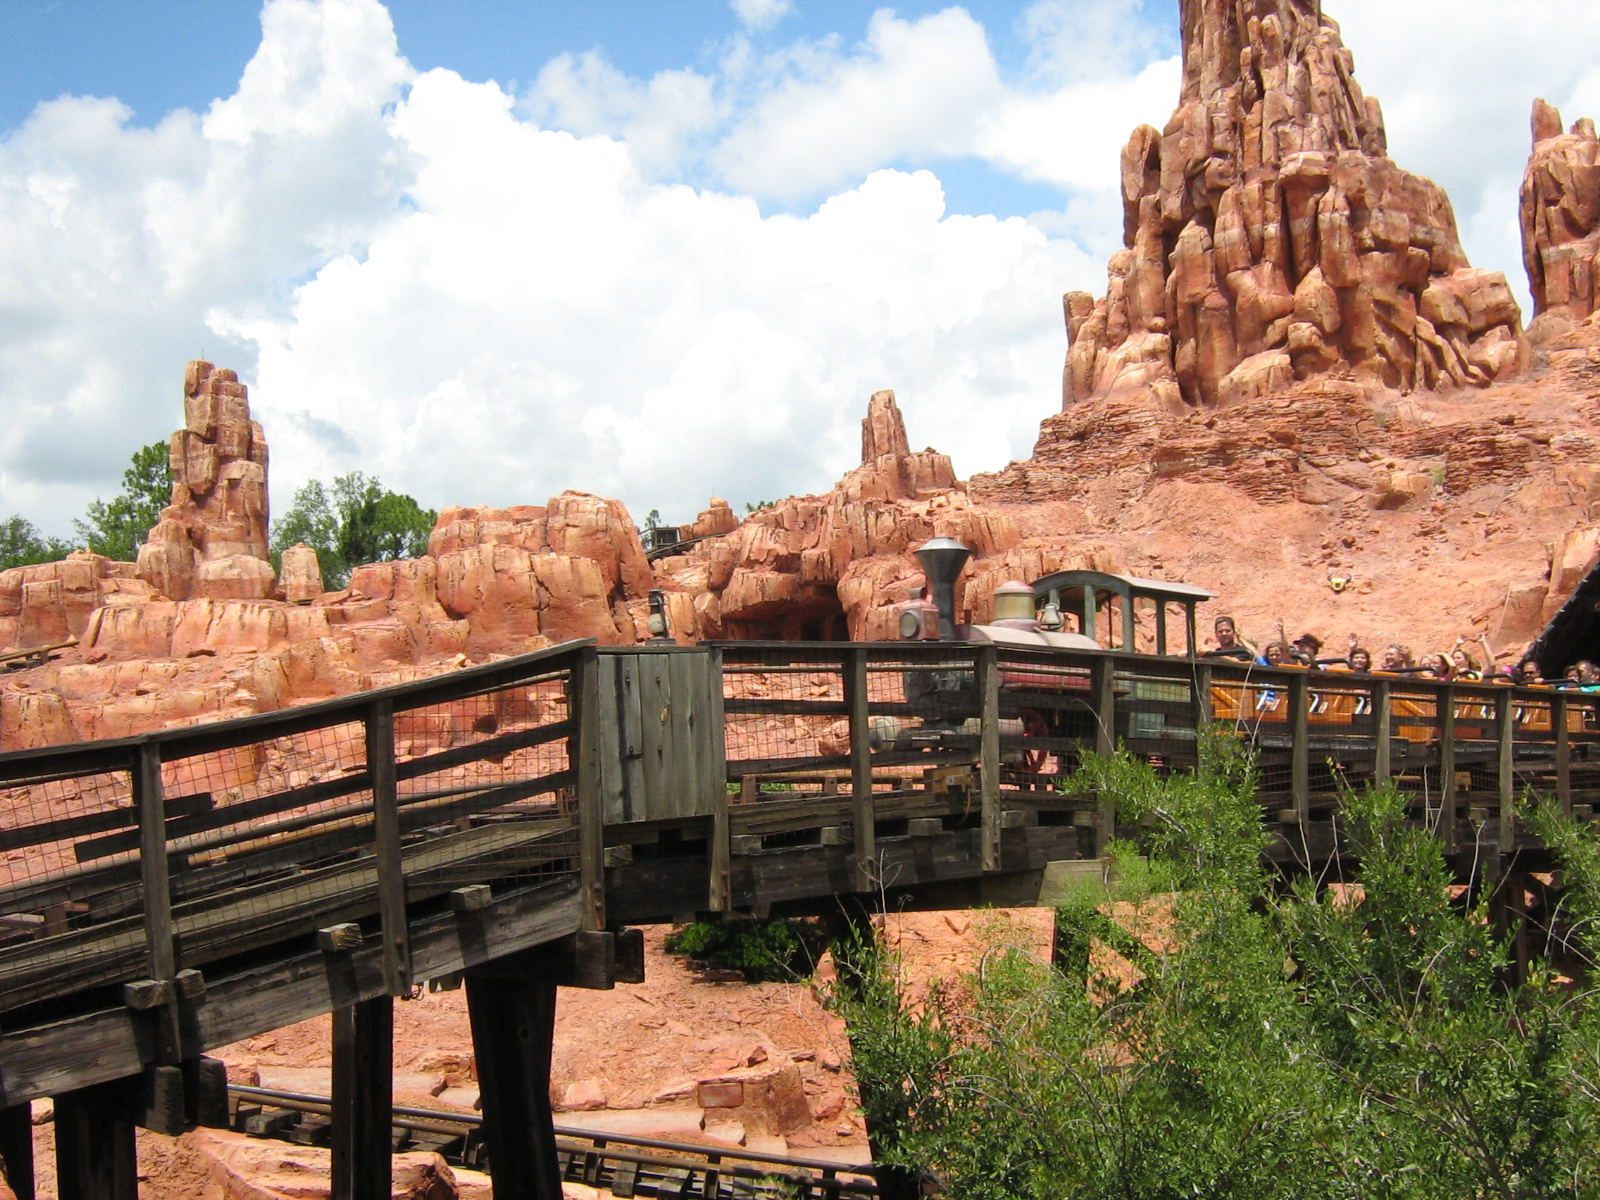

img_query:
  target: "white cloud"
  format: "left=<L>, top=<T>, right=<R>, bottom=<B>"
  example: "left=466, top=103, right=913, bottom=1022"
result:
left=730, top=0, right=793, bottom=34
left=712, top=10, right=1003, bottom=200
left=21, top=0, right=1586, bottom=544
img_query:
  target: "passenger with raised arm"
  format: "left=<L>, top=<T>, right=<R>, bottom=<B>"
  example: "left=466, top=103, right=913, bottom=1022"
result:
left=1348, top=645, right=1372, bottom=673
left=1377, top=643, right=1413, bottom=672
left=1203, top=614, right=1256, bottom=661
left=1450, top=639, right=1483, bottom=682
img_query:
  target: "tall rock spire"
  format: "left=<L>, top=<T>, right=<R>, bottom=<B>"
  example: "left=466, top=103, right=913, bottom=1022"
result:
left=1520, top=98, right=1600, bottom=328
left=1065, top=0, right=1522, bottom=411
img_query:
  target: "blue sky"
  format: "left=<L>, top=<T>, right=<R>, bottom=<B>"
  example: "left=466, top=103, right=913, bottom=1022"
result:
left=0, top=0, right=1596, bottom=537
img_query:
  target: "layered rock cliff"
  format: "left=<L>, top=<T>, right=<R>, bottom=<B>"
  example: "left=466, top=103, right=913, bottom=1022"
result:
left=1065, top=0, right=1522, bottom=413
left=1522, top=98, right=1600, bottom=330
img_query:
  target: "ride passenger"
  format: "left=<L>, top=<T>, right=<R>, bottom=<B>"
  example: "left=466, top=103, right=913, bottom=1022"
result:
left=1578, top=661, right=1600, bottom=690
left=1203, top=614, right=1256, bottom=661
left=1515, top=658, right=1545, bottom=685
left=1418, top=653, right=1451, bottom=680
left=1291, top=632, right=1325, bottom=667
left=1377, top=643, right=1412, bottom=672
left=1259, top=640, right=1291, bottom=666
left=1449, top=643, right=1483, bottom=682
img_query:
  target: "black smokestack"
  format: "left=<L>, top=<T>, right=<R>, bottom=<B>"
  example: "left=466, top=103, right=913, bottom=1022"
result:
left=914, top=538, right=972, bottom=640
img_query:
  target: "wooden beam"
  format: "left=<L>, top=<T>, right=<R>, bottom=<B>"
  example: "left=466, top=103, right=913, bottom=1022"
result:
left=1438, top=686, right=1457, bottom=851
left=0, top=1103, right=34, bottom=1200
left=465, top=968, right=563, bottom=1200
left=573, top=649, right=607, bottom=931
left=705, top=646, right=732, bottom=911
left=55, top=1083, right=137, bottom=1200
left=1288, top=673, right=1310, bottom=827
left=1372, top=678, right=1391, bottom=785
left=365, top=700, right=409, bottom=995
left=976, top=646, right=1001, bottom=872
left=1555, top=693, right=1572, bottom=814
left=331, top=996, right=393, bottom=1200
left=1496, top=690, right=1515, bottom=848
left=844, top=648, right=876, bottom=891
left=1191, top=661, right=1213, bottom=736
left=1090, top=655, right=1115, bottom=856
left=134, top=742, right=180, bottom=1063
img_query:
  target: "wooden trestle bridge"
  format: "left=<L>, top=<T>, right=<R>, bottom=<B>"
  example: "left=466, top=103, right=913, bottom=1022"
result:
left=0, top=638, right=1596, bottom=1199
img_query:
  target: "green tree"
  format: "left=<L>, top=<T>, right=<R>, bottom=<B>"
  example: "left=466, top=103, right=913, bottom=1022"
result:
left=836, top=736, right=1600, bottom=1199
left=0, top=515, right=71, bottom=571
left=270, top=471, right=435, bottom=590
left=72, top=440, right=172, bottom=562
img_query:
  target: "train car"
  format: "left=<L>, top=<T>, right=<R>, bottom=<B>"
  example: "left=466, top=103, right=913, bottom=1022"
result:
left=888, top=538, right=1593, bottom=779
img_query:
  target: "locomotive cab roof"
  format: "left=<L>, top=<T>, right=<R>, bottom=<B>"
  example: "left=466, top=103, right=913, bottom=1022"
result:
left=1031, top=569, right=1217, bottom=657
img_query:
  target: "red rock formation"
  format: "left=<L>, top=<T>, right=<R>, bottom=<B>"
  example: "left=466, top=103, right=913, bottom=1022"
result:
left=1066, top=0, right=1522, bottom=412
left=1522, top=98, right=1600, bottom=330
left=138, top=361, right=275, bottom=601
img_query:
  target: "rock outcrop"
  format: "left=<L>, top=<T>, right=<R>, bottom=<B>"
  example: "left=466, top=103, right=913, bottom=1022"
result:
left=138, top=361, right=276, bottom=601
left=1065, top=0, right=1522, bottom=412
left=1522, top=98, right=1600, bottom=329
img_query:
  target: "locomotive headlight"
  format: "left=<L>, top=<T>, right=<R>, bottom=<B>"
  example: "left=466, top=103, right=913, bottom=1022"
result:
left=899, top=608, right=924, bottom=640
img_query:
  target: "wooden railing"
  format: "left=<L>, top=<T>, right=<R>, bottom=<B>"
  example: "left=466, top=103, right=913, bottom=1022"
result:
left=3, top=637, right=1598, bottom=1024
left=0, top=640, right=595, bottom=1022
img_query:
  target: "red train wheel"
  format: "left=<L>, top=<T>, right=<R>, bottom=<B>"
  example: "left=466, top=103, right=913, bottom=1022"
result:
left=1019, top=707, right=1050, bottom=775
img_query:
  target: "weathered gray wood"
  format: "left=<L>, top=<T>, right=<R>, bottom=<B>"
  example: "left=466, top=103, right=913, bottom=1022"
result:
left=705, top=647, right=732, bottom=911
left=1439, top=687, right=1457, bottom=850
left=319, top=924, right=365, bottom=952
left=976, top=646, right=1001, bottom=872
left=55, top=1083, right=137, bottom=1200
left=1288, top=673, right=1310, bottom=826
left=331, top=996, right=393, bottom=1200
left=1372, top=678, right=1392, bottom=784
left=134, top=741, right=181, bottom=1063
left=574, top=650, right=607, bottom=932
left=1496, top=690, right=1516, bottom=846
left=1191, top=662, right=1213, bottom=734
left=1555, top=693, right=1573, bottom=813
left=0, top=1103, right=34, bottom=1200
left=1090, top=656, right=1116, bottom=855
left=365, top=701, right=409, bottom=996
left=844, top=649, right=876, bottom=891
left=466, top=967, right=563, bottom=1200
left=450, top=885, right=494, bottom=912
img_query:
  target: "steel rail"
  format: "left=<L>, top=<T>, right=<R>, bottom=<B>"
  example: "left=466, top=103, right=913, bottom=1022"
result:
left=229, top=1084, right=880, bottom=1197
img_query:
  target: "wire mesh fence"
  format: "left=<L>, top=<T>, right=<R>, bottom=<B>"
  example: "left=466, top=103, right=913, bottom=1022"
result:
left=0, top=643, right=588, bottom=1019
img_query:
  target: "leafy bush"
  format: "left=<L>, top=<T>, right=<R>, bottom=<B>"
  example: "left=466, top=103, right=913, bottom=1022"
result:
left=665, top=917, right=828, bottom=982
left=834, top=734, right=1600, bottom=1199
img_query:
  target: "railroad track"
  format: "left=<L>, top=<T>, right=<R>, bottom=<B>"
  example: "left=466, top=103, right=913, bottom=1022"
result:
left=229, top=1085, right=879, bottom=1199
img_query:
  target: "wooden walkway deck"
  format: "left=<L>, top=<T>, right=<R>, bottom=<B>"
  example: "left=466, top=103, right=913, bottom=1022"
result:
left=0, top=637, right=1596, bottom=1199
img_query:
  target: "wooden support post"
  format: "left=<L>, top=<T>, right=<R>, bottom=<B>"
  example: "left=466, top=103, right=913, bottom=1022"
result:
left=55, top=1085, right=137, bottom=1200
left=1438, top=687, right=1458, bottom=851
left=573, top=650, right=608, bottom=930
left=1372, top=678, right=1392, bottom=786
left=1191, top=662, right=1213, bottom=736
left=0, top=1103, right=34, bottom=1200
left=366, top=701, right=410, bottom=994
left=705, top=646, right=731, bottom=912
left=1090, top=656, right=1116, bottom=856
left=331, top=996, right=393, bottom=1200
left=1288, top=672, right=1310, bottom=827
left=976, top=645, right=1001, bottom=872
left=1496, top=690, right=1516, bottom=848
left=465, top=968, right=563, bottom=1200
left=1555, top=693, right=1573, bottom=815
left=134, top=742, right=181, bottom=1064
left=844, top=648, right=876, bottom=891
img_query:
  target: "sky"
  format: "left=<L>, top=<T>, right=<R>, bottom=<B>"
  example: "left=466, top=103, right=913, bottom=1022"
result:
left=2, top=0, right=1598, bottom=539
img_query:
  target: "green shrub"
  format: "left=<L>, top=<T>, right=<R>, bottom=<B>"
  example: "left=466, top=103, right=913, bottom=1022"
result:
left=665, top=917, right=827, bottom=982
